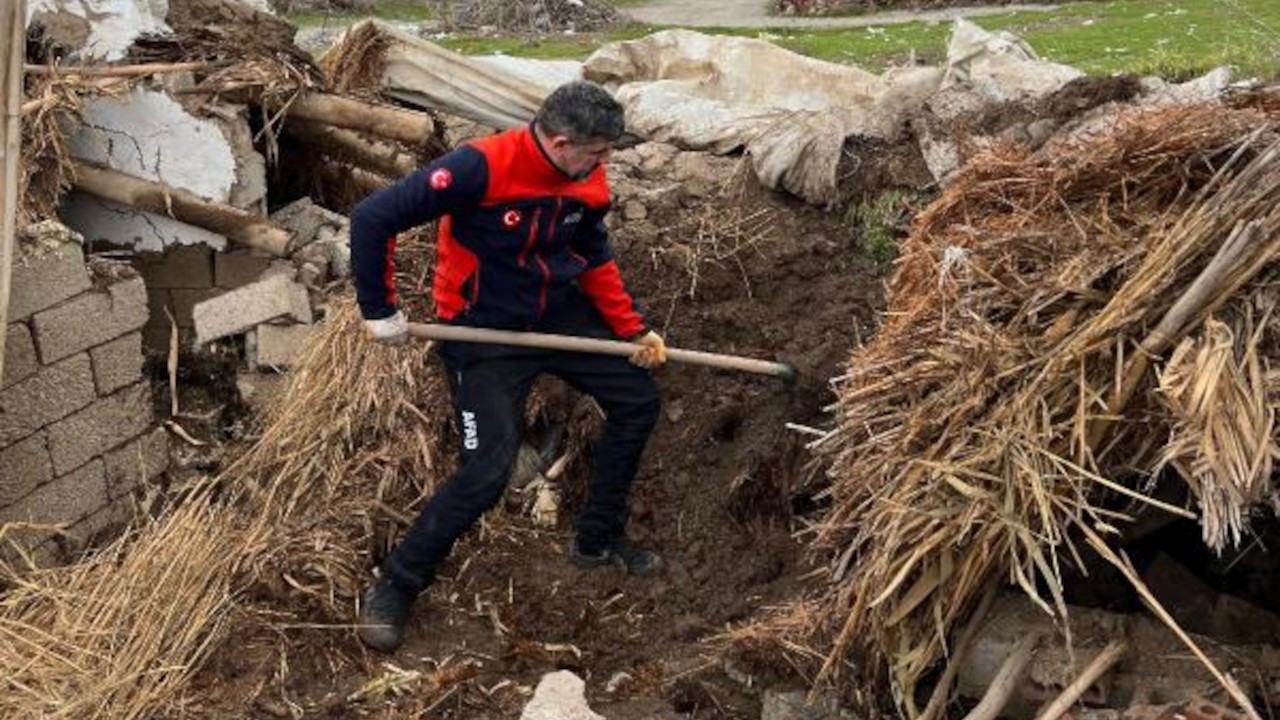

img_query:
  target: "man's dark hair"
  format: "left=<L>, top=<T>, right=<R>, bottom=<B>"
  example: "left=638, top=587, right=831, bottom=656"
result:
left=535, top=80, right=625, bottom=144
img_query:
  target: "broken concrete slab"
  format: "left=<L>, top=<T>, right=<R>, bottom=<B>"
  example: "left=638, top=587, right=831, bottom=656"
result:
left=32, top=276, right=149, bottom=365
left=60, top=87, right=267, bottom=252
left=61, top=192, right=230, bottom=253
left=27, top=0, right=169, bottom=62
left=70, top=88, right=239, bottom=203
left=192, top=274, right=313, bottom=345
left=520, top=671, right=603, bottom=720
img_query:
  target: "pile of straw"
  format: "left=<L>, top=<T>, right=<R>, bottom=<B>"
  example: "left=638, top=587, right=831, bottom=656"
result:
left=744, top=101, right=1280, bottom=714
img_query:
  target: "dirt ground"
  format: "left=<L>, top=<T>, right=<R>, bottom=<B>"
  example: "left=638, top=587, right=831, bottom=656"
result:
left=174, top=147, right=887, bottom=719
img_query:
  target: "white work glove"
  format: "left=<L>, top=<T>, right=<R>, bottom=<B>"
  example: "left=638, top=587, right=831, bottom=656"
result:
left=364, top=310, right=409, bottom=345
left=629, top=330, right=667, bottom=369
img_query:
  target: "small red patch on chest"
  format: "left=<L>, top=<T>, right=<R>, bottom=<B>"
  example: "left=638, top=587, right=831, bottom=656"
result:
left=503, top=210, right=523, bottom=229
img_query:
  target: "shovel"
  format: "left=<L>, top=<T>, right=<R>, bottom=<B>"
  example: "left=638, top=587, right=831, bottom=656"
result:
left=407, top=322, right=796, bottom=381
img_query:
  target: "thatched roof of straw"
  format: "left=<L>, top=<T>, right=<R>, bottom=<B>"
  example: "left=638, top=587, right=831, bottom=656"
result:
left=735, top=100, right=1280, bottom=716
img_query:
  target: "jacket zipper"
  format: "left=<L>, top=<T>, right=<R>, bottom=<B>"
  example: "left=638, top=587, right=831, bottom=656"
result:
left=534, top=199, right=562, bottom=322
left=518, top=208, right=543, bottom=268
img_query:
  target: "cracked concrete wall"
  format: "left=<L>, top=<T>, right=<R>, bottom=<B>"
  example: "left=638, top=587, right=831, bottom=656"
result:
left=28, top=0, right=169, bottom=62
left=60, top=88, right=267, bottom=253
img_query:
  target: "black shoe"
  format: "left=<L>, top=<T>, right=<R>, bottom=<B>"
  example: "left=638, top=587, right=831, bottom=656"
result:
left=569, top=537, right=662, bottom=576
left=357, top=577, right=413, bottom=652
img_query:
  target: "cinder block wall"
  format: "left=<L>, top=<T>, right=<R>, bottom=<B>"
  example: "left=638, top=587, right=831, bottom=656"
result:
left=0, top=223, right=169, bottom=562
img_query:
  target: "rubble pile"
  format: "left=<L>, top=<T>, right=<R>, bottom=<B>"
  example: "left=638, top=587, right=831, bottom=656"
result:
left=455, top=0, right=626, bottom=33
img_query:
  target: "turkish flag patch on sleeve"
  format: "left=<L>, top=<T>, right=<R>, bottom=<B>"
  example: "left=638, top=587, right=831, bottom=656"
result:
left=429, top=168, right=453, bottom=190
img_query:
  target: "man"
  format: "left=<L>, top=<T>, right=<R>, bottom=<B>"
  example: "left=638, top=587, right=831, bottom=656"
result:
left=349, top=80, right=667, bottom=653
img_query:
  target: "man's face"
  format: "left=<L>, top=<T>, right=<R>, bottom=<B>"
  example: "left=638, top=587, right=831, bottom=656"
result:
left=547, top=135, right=614, bottom=181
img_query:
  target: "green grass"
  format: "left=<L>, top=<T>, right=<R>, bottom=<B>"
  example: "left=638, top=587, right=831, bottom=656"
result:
left=286, top=0, right=436, bottom=27
left=423, top=0, right=1280, bottom=81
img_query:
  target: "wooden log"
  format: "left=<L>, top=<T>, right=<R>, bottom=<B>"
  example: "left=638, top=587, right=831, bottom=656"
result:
left=282, top=92, right=441, bottom=155
left=72, top=163, right=292, bottom=256
left=0, top=0, right=24, bottom=382
left=285, top=119, right=419, bottom=179
left=24, top=61, right=219, bottom=77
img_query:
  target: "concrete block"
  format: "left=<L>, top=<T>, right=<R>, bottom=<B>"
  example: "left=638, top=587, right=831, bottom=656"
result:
left=0, top=458, right=107, bottom=526
left=169, top=288, right=221, bottom=328
left=32, top=276, right=149, bottom=364
left=90, top=332, right=144, bottom=395
left=254, top=323, right=312, bottom=368
left=215, top=249, right=273, bottom=289
left=47, top=383, right=154, bottom=476
left=0, top=354, right=96, bottom=447
left=136, top=244, right=214, bottom=290
left=3, top=322, right=38, bottom=389
left=0, top=432, right=54, bottom=507
left=103, top=426, right=169, bottom=500
left=9, top=226, right=91, bottom=321
left=192, top=274, right=312, bottom=345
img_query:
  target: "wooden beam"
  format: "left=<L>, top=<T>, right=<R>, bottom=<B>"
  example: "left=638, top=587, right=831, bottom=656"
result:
left=285, top=118, right=419, bottom=179
left=72, top=163, right=293, bottom=257
left=282, top=92, right=440, bottom=154
left=0, top=0, right=25, bottom=383
left=24, top=61, right=221, bottom=77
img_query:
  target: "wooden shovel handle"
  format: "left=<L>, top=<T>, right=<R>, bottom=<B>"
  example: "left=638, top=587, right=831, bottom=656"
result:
left=407, top=322, right=796, bottom=380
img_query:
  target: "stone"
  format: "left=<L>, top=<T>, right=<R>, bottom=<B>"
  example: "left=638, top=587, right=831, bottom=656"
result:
left=260, top=259, right=298, bottom=282
left=9, top=226, right=91, bottom=321
left=3, top=322, right=38, bottom=389
left=0, top=353, right=97, bottom=447
left=254, top=323, right=312, bottom=368
left=136, top=244, right=215, bottom=290
left=297, top=261, right=325, bottom=289
left=103, top=427, right=169, bottom=500
left=0, top=458, right=107, bottom=527
left=214, top=249, right=274, bottom=289
left=32, top=276, right=149, bottom=364
left=192, top=274, right=312, bottom=345
left=762, top=690, right=855, bottom=720
left=0, top=432, right=54, bottom=507
left=271, top=197, right=346, bottom=248
left=46, top=383, right=154, bottom=476
left=89, top=332, right=144, bottom=395
left=622, top=200, right=648, bottom=222
left=520, top=671, right=603, bottom=720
